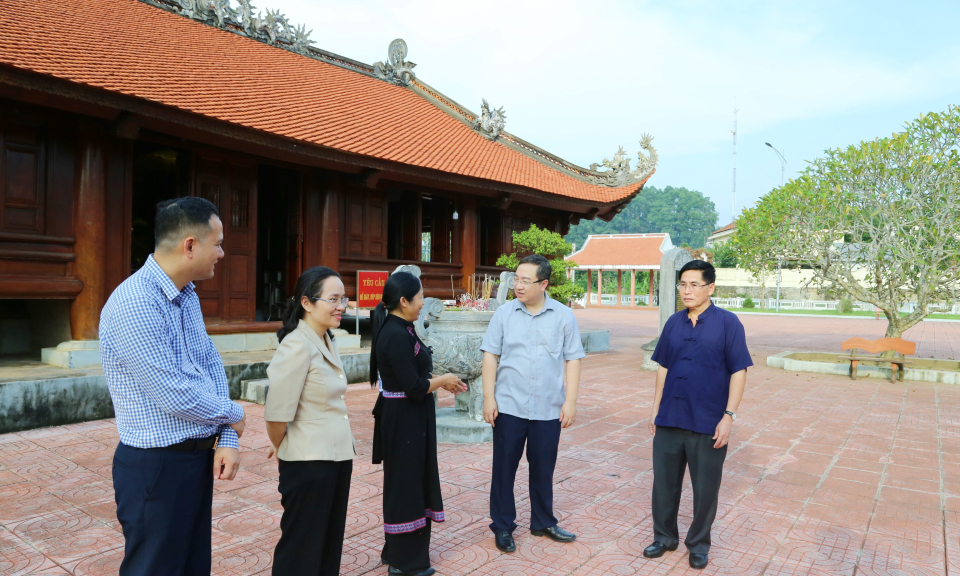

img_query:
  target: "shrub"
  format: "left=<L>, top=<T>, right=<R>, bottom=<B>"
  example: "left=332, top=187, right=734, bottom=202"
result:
left=743, top=297, right=755, bottom=309
left=496, top=225, right=585, bottom=304
left=839, top=298, right=854, bottom=313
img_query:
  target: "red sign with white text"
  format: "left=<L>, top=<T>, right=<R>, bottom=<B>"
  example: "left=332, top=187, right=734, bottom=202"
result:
left=357, top=271, right=389, bottom=309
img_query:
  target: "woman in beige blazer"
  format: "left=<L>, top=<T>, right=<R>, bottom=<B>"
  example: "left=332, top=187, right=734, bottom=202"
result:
left=264, top=266, right=355, bottom=576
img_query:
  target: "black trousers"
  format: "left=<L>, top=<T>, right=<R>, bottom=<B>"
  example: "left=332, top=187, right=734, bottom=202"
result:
left=651, top=426, right=727, bottom=555
left=113, top=442, right=214, bottom=576
left=273, top=459, right=353, bottom=576
left=489, top=412, right=561, bottom=533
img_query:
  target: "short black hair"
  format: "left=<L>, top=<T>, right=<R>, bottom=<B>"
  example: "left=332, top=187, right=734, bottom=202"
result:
left=154, top=197, right=220, bottom=249
left=679, top=259, right=716, bottom=285
left=517, top=254, right=552, bottom=284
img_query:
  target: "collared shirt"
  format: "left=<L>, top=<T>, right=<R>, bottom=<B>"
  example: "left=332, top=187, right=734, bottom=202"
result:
left=480, top=295, right=585, bottom=421
left=651, top=302, right=753, bottom=435
left=99, top=255, right=244, bottom=449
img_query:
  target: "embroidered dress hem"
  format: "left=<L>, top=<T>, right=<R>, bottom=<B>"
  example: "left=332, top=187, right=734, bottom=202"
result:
left=384, top=510, right=445, bottom=534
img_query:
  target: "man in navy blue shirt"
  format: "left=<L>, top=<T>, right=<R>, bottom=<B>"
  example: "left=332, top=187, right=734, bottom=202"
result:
left=643, top=260, right=752, bottom=570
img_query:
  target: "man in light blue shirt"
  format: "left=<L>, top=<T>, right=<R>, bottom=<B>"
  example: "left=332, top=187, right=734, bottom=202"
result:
left=100, top=197, right=246, bottom=576
left=481, top=254, right=585, bottom=553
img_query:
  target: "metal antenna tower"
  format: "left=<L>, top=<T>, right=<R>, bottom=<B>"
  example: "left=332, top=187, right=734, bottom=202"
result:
left=731, top=103, right=738, bottom=222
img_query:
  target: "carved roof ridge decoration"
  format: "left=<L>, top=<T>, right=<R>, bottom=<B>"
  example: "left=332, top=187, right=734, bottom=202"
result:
left=373, top=39, right=417, bottom=87
left=132, top=0, right=656, bottom=193
left=407, top=79, right=657, bottom=188
left=473, top=99, right=506, bottom=140
left=142, top=0, right=368, bottom=68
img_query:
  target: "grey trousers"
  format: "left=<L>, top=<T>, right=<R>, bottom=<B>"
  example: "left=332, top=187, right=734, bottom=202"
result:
left=651, top=426, right=727, bottom=555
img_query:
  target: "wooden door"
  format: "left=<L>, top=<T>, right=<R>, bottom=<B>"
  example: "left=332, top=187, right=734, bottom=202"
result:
left=343, top=189, right=389, bottom=259
left=193, top=155, right=257, bottom=322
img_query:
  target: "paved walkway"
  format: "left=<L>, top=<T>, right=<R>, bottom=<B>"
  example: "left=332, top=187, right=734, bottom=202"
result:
left=576, top=308, right=960, bottom=360
left=1, top=310, right=959, bottom=574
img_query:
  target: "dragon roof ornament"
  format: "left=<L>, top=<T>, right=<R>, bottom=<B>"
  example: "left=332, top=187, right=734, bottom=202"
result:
left=589, top=134, right=658, bottom=188
left=373, top=39, right=417, bottom=87
left=473, top=99, right=506, bottom=140
left=147, top=0, right=314, bottom=55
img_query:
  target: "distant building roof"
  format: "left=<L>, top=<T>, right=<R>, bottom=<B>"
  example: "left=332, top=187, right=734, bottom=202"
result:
left=0, top=0, right=657, bottom=205
left=565, top=234, right=673, bottom=270
left=712, top=221, right=736, bottom=235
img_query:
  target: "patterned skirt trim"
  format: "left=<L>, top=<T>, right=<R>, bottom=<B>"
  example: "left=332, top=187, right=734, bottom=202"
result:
left=381, top=391, right=407, bottom=399
left=383, top=509, right=445, bottom=534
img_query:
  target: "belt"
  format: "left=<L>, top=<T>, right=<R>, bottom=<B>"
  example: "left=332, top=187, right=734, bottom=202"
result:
left=162, top=433, right=220, bottom=452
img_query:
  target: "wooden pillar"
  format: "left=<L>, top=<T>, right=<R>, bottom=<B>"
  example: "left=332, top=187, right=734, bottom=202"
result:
left=597, top=270, right=603, bottom=306
left=70, top=126, right=107, bottom=340
left=629, top=269, right=636, bottom=307
left=617, top=270, right=622, bottom=307
left=459, top=196, right=477, bottom=293
left=586, top=269, right=592, bottom=307
left=319, top=173, right=341, bottom=270
left=649, top=270, right=655, bottom=307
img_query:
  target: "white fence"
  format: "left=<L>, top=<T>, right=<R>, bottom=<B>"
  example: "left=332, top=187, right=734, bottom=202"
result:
left=587, top=294, right=652, bottom=306
left=711, top=298, right=959, bottom=315
left=582, top=293, right=960, bottom=315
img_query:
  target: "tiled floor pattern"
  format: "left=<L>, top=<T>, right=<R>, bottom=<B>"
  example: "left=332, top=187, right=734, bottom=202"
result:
left=2, top=310, right=960, bottom=574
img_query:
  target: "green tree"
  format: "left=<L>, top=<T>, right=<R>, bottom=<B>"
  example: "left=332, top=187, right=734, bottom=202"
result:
left=711, top=243, right=739, bottom=268
left=565, top=185, right=718, bottom=248
left=497, top=225, right=585, bottom=304
left=735, top=105, right=960, bottom=337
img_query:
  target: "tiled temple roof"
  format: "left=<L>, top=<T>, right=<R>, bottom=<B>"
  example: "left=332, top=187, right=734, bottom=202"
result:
left=0, top=0, right=656, bottom=204
left=566, top=234, right=674, bottom=269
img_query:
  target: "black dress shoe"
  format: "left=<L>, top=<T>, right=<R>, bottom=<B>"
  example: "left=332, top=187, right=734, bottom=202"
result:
left=642, top=541, right=678, bottom=558
left=530, top=525, right=577, bottom=542
left=494, top=531, right=516, bottom=552
left=388, top=566, right=435, bottom=576
left=689, top=553, right=709, bottom=569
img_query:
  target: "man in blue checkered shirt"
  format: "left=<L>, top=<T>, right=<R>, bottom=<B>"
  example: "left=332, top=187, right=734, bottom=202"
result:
left=100, top=196, right=246, bottom=576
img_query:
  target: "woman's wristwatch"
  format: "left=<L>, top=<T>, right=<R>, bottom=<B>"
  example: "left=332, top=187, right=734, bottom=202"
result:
left=724, top=410, right=737, bottom=421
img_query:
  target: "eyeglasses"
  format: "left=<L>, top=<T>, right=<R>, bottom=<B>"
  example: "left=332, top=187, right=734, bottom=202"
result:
left=309, top=296, right=350, bottom=308
left=511, top=274, right=546, bottom=287
left=676, top=283, right=712, bottom=291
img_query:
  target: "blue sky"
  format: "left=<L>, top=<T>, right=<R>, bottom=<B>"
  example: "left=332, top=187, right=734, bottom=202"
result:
left=269, top=0, right=960, bottom=225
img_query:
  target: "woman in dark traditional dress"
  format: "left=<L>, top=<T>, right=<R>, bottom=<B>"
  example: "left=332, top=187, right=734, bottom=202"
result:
left=370, top=272, right=466, bottom=576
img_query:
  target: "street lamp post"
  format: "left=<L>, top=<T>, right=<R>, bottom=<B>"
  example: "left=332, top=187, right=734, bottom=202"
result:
left=765, top=142, right=787, bottom=186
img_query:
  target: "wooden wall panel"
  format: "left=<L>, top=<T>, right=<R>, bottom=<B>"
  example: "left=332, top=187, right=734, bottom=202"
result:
left=0, top=102, right=80, bottom=299
left=1, top=121, right=45, bottom=233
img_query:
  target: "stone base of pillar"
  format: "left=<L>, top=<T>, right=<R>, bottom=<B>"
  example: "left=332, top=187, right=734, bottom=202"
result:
left=41, top=340, right=101, bottom=369
left=330, top=329, right=361, bottom=349
left=436, top=407, right=493, bottom=443
left=640, top=338, right=659, bottom=372
left=240, top=378, right=270, bottom=404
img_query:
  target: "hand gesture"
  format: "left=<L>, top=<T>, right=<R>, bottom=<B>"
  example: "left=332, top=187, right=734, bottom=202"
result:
left=213, top=447, right=240, bottom=481
left=713, top=414, right=733, bottom=449
left=648, top=416, right=656, bottom=436
left=559, top=400, right=577, bottom=429
left=441, top=373, right=467, bottom=394
left=483, top=398, right=499, bottom=427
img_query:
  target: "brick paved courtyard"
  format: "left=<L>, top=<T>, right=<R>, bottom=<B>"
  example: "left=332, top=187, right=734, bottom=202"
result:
left=2, top=310, right=960, bottom=574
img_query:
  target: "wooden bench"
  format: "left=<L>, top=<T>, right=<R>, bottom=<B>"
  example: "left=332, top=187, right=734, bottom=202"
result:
left=840, top=337, right=916, bottom=383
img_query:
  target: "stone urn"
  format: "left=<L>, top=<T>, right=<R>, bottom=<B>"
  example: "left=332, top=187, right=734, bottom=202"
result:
left=415, top=297, right=495, bottom=442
